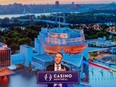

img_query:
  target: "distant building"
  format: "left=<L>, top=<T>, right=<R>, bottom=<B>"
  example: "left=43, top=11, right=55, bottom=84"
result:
left=72, top=2, right=75, bottom=5
left=110, top=2, right=116, bottom=5
left=0, top=42, right=11, bottom=67
left=106, top=26, right=116, bottom=34
left=88, top=38, right=116, bottom=47
left=71, top=2, right=76, bottom=9
left=55, top=1, right=60, bottom=7
left=92, top=24, right=102, bottom=30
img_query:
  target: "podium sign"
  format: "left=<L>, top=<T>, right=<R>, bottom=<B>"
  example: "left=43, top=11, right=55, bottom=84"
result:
left=37, top=71, right=80, bottom=84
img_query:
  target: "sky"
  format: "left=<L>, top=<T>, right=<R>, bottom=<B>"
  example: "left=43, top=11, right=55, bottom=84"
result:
left=0, top=0, right=116, bottom=5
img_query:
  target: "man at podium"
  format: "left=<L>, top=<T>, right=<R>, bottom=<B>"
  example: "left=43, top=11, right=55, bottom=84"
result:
left=46, top=52, right=69, bottom=87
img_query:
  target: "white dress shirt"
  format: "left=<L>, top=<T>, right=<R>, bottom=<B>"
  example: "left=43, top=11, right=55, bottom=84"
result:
left=54, top=63, right=62, bottom=87
left=54, top=63, right=61, bottom=71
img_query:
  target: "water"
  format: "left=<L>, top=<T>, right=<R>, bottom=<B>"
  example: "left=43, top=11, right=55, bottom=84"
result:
left=0, top=12, right=79, bottom=19
left=0, top=13, right=51, bottom=19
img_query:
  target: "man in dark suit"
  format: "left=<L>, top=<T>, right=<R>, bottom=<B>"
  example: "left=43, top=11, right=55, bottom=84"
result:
left=45, top=52, right=69, bottom=87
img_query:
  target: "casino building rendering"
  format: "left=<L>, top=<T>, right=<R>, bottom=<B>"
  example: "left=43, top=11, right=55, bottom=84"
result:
left=1, top=22, right=116, bottom=86
left=0, top=25, right=89, bottom=84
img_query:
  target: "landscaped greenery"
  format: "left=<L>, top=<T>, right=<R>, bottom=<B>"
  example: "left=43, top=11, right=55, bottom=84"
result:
left=0, top=25, right=41, bottom=54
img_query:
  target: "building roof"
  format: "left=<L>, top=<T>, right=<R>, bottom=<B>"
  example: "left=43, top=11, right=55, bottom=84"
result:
left=34, top=54, right=53, bottom=63
left=63, top=53, right=83, bottom=67
left=88, top=47, right=109, bottom=52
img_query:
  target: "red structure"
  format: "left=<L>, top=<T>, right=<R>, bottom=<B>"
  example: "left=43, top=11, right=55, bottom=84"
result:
left=0, top=43, right=10, bottom=67
left=44, top=44, right=86, bottom=54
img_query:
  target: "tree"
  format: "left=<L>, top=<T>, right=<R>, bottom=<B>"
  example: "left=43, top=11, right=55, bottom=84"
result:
left=9, top=26, right=22, bottom=32
left=5, top=31, right=19, bottom=38
left=10, top=43, right=19, bottom=54
left=18, top=37, right=31, bottom=45
left=1, top=17, right=10, bottom=27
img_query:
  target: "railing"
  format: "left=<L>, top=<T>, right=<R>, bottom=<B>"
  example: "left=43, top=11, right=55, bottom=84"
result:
left=92, top=58, right=116, bottom=69
left=44, top=37, right=86, bottom=46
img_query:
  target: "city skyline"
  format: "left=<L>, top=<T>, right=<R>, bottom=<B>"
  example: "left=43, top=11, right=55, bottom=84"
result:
left=0, top=0, right=116, bottom=5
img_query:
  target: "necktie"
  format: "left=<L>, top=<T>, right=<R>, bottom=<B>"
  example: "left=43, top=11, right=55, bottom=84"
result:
left=56, top=65, right=59, bottom=71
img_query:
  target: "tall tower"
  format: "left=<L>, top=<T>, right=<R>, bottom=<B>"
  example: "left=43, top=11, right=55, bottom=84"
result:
left=71, top=2, right=75, bottom=9
left=55, top=1, right=60, bottom=8
left=72, top=2, right=75, bottom=5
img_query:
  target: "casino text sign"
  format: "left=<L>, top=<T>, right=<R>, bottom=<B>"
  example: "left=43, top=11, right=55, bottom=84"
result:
left=37, top=71, right=80, bottom=84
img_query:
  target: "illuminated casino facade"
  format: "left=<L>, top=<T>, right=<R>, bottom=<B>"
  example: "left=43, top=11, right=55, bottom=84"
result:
left=39, top=27, right=86, bottom=54
left=0, top=43, right=10, bottom=67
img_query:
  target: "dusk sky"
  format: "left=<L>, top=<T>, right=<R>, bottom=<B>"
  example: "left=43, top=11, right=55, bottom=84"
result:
left=0, top=0, right=116, bottom=5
